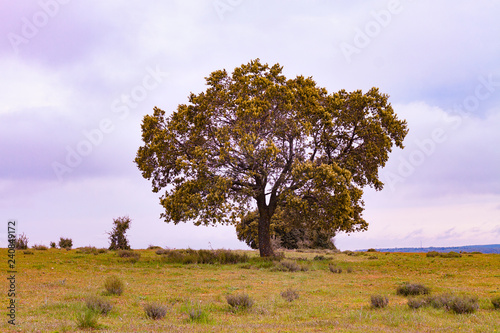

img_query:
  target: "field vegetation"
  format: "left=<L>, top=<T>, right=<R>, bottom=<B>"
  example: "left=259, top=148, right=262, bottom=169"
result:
left=4, top=248, right=500, bottom=332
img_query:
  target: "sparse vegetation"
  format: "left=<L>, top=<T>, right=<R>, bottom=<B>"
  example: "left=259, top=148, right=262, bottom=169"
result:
left=226, top=293, right=254, bottom=311
left=329, top=264, right=342, bottom=273
left=143, top=302, right=167, bottom=320
left=85, top=296, right=113, bottom=315
left=275, top=260, right=308, bottom=272
left=103, top=276, right=124, bottom=296
left=280, top=288, right=299, bottom=302
left=491, top=296, right=500, bottom=309
left=370, top=295, right=389, bottom=308
left=440, top=251, right=462, bottom=258
left=396, top=283, right=430, bottom=296
left=75, top=308, right=100, bottom=329
left=58, top=237, right=73, bottom=249
left=15, top=233, right=29, bottom=249
left=32, top=244, right=48, bottom=250
left=158, top=249, right=248, bottom=265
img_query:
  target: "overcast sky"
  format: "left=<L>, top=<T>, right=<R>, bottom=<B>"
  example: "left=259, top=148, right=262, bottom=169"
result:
left=1, top=0, right=499, bottom=251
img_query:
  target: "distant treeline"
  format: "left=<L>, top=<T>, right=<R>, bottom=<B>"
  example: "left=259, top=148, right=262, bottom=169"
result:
left=357, top=244, right=500, bottom=254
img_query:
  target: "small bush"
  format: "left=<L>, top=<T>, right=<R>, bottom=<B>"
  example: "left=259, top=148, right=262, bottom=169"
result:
left=147, top=245, right=162, bottom=250
left=276, top=260, right=308, bottom=272
left=426, top=251, right=440, bottom=257
left=343, top=250, right=355, bottom=256
left=428, top=294, right=453, bottom=309
left=50, top=242, right=57, bottom=248
left=144, top=302, right=167, bottom=320
left=85, top=296, right=113, bottom=315
left=313, top=255, right=326, bottom=261
left=108, top=216, right=132, bottom=250
left=396, top=283, right=430, bottom=296
left=370, top=295, right=389, bottom=308
left=103, top=276, right=124, bottom=296
left=32, top=244, right=48, bottom=250
left=15, top=233, right=29, bottom=250
left=367, top=248, right=377, bottom=252
left=59, top=237, right=73, bottom=249
left=368, top=255, right=378, bottom=260
left=226, top=293, right=254, bottom=311
left=447, top=296, right=478, bottom=314
left=75, top=308, right=99, bottom=329
left=440, top=251, right=461, bottom=258
left=158, top=249, right=248, bottom=264
left=23, top=250, right=34, bottom=255
left=280, top=288, right=299, bottom=302
left=155, top=248, right=169, bottom=255
left=329, top=265, right=342, bottom=274
left=407, top=297, right=428, bottom=309
left=491, top=297, right=500, bottom=309
left=117, top=250, right=141, bottom=259
left=346, top=267, right=354, bottom=273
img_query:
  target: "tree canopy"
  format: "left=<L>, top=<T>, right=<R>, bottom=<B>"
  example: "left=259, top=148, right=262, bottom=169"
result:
left=135, top=59, right=408, bottom=257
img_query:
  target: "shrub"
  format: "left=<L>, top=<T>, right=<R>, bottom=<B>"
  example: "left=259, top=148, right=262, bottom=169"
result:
left=313, top=255, right=326, bottom=261
left=50, top=242, right=57, bottom=248
left=428, top=294, right=453, bottom=309
left=147, top=245, right=162, bottom=250
left=447, top=296, right=478, bottom=314
left=491, top=297, right=500, bottom=309
left=85, top=296, right=113, bottom=315
left=108, top=216, right=131, bottom=250
left=407, top=297, right=428, bottom=309
left=158, top=249, right=248, bottom=265
left=440, top=251, right=461, bottom=258
left=329, top=265, right=342, bottom=274
left=226, top=293, right=254, bottom=311
left=77, top=246, right=106, bottom=255
left=346, top=267, right=354, bottom=273
left=370, top=295, right=389, bottom=308
left=117, top=250, right=141, bottom=258
left=23, top=250, right=34, bottom=255
left=75, top=308, right=99, bottom=329
left=280, top=288, right=299, bottom=302
left=144, top=302, right=167, bottom=320
left=32, top=244, right=48, bottom=250
left=276, top=260, right=308, bottom=272
left=396, top=283, right=430, bottom=296
left=103, top=276, right=124, bottom=296
left=426, top=251, right=440, bottom=257
left=15, top=233, right=29, bottom=250
left=367, top=248, right=377, bottom=252
left=368, top=255, right=378, bottom=260
left=59, top=237, right=73, bottom=249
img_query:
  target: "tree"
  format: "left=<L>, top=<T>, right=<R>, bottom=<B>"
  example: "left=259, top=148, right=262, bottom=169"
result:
left=108, top=216, right=132, bottom=250
left=235, top=209, right=336, bottom=250
left=135, top=59, right=408, bottom=257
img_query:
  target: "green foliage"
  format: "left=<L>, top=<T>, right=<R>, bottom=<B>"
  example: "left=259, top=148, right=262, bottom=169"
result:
left=117, top=250, right=140, bottom=258
left=236, top=209, right=336, bottom=250
left=370, top=295, right=389, bottom=308
left=407, top=297, right=427, bottom=309
left=58, top=237, right=73, bottom=249
left=135, top=59, right=408, bottom=257
left=408, top=294, right=479, bottom=314
left=50, top=241, right=57, bottom=248
left=77, top=246, right=107, bottom=255
left=396, top=283, right=430, bottom=296
left=447, top=296, right=478, bottom=314
left=367, top=248, right=377, bottom=252
left=143, top=302, right=167, bottom=320
left=280, top=288, right=299, bottom=302
left=440, top=251, right=462, bottom=258
left=75, top=308, right=100, bottom=329
left=108, top=216, right=131, bottom=250
left=491, top=296, right=500, bottom=309
left=32, top=244, right=48, bottom=250
left=426, top=251, right=440, bottom=257
left=85, top=296, right=113, bottom=315
left=103, top=276, right=124, bottom=296
left=226, top=293, right=254, bottom=311
left=15, top=233, right=29, bottom=250
left=147, top=245, right=162, bottom=249
left=158, top=249, right=248, bottom=265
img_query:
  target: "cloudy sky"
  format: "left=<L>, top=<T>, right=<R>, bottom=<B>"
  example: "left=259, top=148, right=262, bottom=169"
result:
left=1, top=0, right=499, bottom=251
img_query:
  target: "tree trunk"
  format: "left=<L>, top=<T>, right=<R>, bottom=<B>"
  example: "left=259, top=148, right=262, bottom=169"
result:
left=257, top=208, right=274, bottom=257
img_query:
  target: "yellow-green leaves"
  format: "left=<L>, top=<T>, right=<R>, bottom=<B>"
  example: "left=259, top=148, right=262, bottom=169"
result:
left=135, top=59, right=407, bottom=249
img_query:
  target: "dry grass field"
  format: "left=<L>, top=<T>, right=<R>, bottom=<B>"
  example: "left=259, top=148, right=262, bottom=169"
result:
left=3, top=247, right=500, bottom=332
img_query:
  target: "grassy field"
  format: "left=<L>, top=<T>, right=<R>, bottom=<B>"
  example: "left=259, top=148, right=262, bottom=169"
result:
left=3, top=247, right=500, bottom=332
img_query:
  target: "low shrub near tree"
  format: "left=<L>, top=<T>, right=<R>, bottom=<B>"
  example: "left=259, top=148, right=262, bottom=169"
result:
left=407, top=294, right=479, bottom=314
left=275, top=260, right=308, bottom=272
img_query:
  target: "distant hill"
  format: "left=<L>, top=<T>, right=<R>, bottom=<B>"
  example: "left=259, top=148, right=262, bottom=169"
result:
left=357, top=244, right=500, bottom=254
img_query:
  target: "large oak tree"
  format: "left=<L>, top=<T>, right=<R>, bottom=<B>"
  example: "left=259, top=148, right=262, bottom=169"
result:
left=135, top=59, right=408, bottom=257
